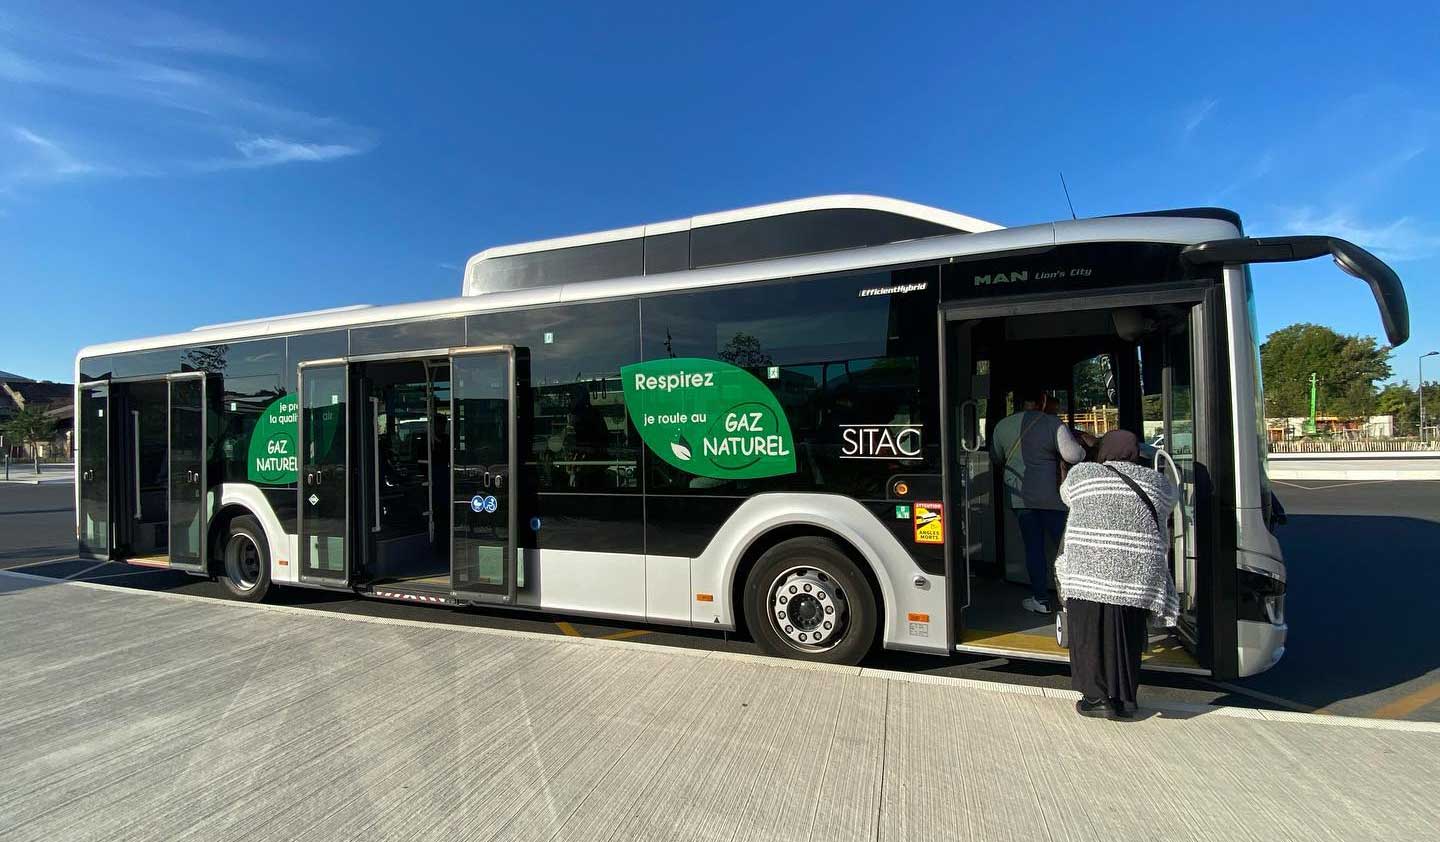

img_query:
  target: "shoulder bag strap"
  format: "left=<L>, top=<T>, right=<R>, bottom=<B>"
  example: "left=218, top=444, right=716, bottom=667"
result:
left=1103, top=464, right=1163, bottom=535
left=1004, top=412, right=1045, bottom=464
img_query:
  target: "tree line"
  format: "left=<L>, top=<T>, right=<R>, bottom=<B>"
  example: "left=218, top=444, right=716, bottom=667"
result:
left=1, top=405, right=57, bottom=472
left=1259, top=323, right=1436, bottom=435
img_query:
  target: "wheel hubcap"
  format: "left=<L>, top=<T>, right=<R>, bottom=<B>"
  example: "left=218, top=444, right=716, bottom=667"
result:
left=224, top=533, right=261, bottom=590
left=769, top=566, right=848, bottom=651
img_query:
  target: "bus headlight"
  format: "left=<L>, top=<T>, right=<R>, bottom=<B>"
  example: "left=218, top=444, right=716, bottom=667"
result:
left=1237, top=568, right=1286, bottom=625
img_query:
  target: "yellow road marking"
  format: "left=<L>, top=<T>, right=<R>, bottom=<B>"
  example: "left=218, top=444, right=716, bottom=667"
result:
left=600, top=630, right=651, bottom=641
left=1371, top=680, right=1440, bottom=720
left=554, top=621, right=582, bottom=637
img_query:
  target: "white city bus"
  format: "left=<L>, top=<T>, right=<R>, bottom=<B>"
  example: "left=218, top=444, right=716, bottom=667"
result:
left=73, top=195, right=1409, bottom=678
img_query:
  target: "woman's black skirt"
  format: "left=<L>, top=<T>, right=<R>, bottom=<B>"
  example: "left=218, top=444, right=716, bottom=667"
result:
left=1067, top=598, right=1148, bottom=706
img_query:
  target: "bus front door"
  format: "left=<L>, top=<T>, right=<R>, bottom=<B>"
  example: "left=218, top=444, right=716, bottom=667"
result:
left=449, top=348, right=517, bottom=605
left=167, top=372, right=210, bottom=573
left=943, top=318, right=997, bottom=645
left=298, top=362, right=351, bottom=587
left=78, top=382, right=112, bottom=559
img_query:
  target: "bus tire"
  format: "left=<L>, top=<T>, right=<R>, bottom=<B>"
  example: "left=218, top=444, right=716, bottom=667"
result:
left=217, top=515, right=271, bottom=602
left=743, top=536, right=877, bottom=665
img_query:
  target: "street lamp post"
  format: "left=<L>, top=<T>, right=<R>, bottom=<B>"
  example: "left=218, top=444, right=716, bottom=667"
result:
left=1422, top=351, right=1440, bottom=443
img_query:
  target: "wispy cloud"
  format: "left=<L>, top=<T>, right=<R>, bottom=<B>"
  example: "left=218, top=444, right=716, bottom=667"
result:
left=1180, top=97, right=1218, bottom=140
left=123, top=10, right=272, bottom=60
left=1281, top=207, right=1440, bottom=262
left=1332, top=144, right=1426, bottom=202
left=0, top=45, right=48, bottom=83
left=1211, top=150, right=1275, bottom=202
left=0, top=4, right=372, bottom=195
left=4, top=126, right=119, bottom=183
left=200, top=136, right=368, bottom=171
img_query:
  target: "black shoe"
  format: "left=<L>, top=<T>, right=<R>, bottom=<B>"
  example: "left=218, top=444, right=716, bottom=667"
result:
left=1075, top=697, right=1111, bottom=718
left=1106, top=699, right=1134, bottom=720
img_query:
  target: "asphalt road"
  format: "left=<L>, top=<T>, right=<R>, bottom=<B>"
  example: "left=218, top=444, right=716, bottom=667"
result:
left=3, top=479, right=1437, bottom=720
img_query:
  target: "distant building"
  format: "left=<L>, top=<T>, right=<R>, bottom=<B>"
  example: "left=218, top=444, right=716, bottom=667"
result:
left=0, top=372, right=74, bottom=459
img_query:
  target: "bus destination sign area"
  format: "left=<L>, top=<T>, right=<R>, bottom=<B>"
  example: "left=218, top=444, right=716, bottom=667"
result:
left=621, top=358, right=797, bottom=480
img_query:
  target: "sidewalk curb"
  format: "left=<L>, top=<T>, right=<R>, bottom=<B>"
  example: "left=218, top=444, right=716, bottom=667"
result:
left=3, top=568, right=1437, bottom=734
left=1268, top=470, right=1440, bottom=481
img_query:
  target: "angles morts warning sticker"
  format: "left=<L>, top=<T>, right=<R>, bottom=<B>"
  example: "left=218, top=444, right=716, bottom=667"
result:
left=620, top=357, right=796, bottom=481
left=913, top=501, right=944, bottom=544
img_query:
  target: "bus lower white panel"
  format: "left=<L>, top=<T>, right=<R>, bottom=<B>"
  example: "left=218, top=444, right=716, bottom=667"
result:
left=1236, top=618, right=1287, bottom=678
left=645, top=554, right=691, bottom=625
left=216, top=483, right=294, bottom=584
left=691, top=493, right=950, bottom=654
left=533, top=549, right=646, bottom=619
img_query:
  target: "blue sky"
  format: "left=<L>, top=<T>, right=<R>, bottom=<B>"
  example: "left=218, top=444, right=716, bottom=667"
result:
left=1, top=1, right=1436, bottom=384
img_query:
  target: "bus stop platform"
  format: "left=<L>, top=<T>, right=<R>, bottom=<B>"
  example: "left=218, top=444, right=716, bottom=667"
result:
left=2, top=571, right=1436, bottom=842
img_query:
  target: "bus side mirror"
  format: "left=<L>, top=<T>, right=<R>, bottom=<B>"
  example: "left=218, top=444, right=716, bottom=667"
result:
left=1180, top=235, right=1409, bottom=346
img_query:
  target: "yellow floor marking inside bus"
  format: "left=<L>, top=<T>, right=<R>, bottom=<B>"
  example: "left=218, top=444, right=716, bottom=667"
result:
left=1370, top=681, right=1440, bottom=720
left=961, top=627, right=1199, bottom=669
left=554, top=621, right=583, bottom=637
left=127, top=555, right=171, bottom=568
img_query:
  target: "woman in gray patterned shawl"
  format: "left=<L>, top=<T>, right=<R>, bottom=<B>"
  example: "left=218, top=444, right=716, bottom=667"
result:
left=1057, top=429, right=1178, bottom=720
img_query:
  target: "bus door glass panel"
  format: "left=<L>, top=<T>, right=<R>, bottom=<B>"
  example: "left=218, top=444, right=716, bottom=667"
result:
left=168, top=374, right=208, bottom=571
left=451, top=350, right=515, bottom=601
left=1171, top=319, right=1198, bottom=621
left=300, top=363, right=349, bottom=584
left=1167, top=321, right=1199, bottom=619
left=78, top=383, right=111, bottom=559
left=1142, top=321, right=1199, bottom=626
left=946, top=320, right=994, bottom=607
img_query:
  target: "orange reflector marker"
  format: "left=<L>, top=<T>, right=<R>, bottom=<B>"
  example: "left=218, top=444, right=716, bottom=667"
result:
left=907, top=612, right=930, bottom=623
left=895, top=481, right=909, bottom=496
left=278, top=559, right=289, bottom=566
left=695, top=593, right=714, bottom=602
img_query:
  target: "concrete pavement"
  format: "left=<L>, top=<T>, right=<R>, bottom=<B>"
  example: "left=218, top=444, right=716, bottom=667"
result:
left=0, top=462, right=72, bottom=485
left=7, top=479, right=1440, bottom=721
left=1, top=571, right=1436, bottom=842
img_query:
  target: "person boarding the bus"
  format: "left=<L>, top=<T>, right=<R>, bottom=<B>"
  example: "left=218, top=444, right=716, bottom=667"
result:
left=1057, top=429, right=1179, bottom=718
left=991, top=389, right=1087, bottom=614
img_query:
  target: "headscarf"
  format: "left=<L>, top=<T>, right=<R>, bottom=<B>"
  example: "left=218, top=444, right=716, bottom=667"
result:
left=1095, top=429, right=1140, bottom=464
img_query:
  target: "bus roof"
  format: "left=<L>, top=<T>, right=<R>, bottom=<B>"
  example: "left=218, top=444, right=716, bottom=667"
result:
left=462, top=195, right=1004, bottom=297
left=77, top=209, right=1240, bottom=363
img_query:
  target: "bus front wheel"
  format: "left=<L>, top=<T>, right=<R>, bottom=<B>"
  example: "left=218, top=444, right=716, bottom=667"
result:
left=217, top=515, right=271, bottom=602
left=743, top=537, right=877, bottom=666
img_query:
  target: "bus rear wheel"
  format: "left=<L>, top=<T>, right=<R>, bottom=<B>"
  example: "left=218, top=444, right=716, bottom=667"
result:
left=743, top=537, right=877, bottom=666
left=217, top=515, right=270, bottom=602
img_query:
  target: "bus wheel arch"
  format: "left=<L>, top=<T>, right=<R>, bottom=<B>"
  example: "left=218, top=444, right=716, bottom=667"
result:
left=210, top=510, right=271, bottom=601
left=207, top=496, right=278, bottom=602
left=731, top=526, right=885, bottom=663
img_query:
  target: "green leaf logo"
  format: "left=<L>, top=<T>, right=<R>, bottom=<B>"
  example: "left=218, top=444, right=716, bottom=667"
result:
left=621, top=358, right=796, bottom=480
